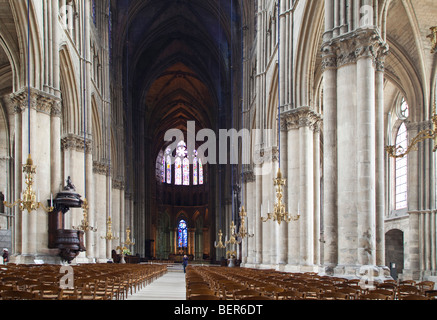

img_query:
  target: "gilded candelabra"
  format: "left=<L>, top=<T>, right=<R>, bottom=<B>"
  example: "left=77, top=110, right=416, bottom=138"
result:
left=72, top=198, right=97, bottom=232
left=262, top=168, right=300, bottom=225
left=385, top=102, right=437, bottom=158
left=225, top=221, right=242, bottom=246
left=101, top=216, right=119, bottom=240
left=3, top=154, right=54, bottom=213
left=123, top=227, right=135, bottom=246
left=237, top=206, right=253, bottom=239
left=214, top=229, right=226, bottom=248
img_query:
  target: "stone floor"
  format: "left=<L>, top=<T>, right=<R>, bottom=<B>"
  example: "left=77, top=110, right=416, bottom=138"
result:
left=126, top=266, right=186, bottom=300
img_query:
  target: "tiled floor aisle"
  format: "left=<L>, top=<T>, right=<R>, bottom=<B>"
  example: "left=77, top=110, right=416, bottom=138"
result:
left=126, top=270, right=186, bottom=300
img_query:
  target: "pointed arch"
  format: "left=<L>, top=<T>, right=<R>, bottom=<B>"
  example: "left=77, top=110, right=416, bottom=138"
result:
left=91, top=94, right=103, bottom=161
left=294, top=0, right=324, bottom=109
left=59, top=46, right=80, bottom=135
left=9, top=0, right=43, bottom=90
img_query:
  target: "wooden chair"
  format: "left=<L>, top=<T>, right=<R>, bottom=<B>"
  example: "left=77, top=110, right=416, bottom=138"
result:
left=335, top=287, right=361, bottom=300
left=220, top=283, right=247, bottom=300
left=188, top=294, right=220, bottom=300
left=346, top=279, right=361, bottom=287
left=417, top=281, right=435, bottom=294
left=276, top=290, right=306, bottom=300
left=425, top=290, right=437, bottom=300
left=259, top=285, right=284, bottom=299
left=16, top=279, right=39, bottom=292
left=188, top=288, right=217, bottom=299
left=397, top=285, right=421, bottom=299
left=400, top=280, right=416, bottom=286
left=377, top=282, right=397, bottom=290
left=400, top=294, right=429, bottom=300
left=1, top=276, right=20, bottom=289
left=93, top=276, right=114, bottom=300
left=299, top=286, right=324, bottom=300
left=1, top=290, right=37, bottom=300
left=369, top=289, right=395, bottom=300
left=233, top=289, right=262, bottom=300
left=31, top=284, right=63, bottom=300
left=320, top=292, right=350, bottom=300
left=239, top=296, right=272, bottom=300
left=359, top=292, right=390, bottom=300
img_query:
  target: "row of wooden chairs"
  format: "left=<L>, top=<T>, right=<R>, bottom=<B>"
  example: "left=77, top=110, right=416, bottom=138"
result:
left=185, top=266, right=436, bottom=300
left=0, top=263, right=167, bottom=300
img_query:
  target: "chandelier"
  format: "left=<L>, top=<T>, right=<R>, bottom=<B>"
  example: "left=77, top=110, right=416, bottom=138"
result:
left=123, top=227, right=135, bottom=246
left=236, top=206, right=253, bottom=239
left=3, top=154, right=54, bottom=213
left=72, top=198, right=97, bottom=232
left=262, top=168, right=300, bottom=224
left=101, top=216, right=119, bottom=241
left=214, top=229, right=226, bottom=249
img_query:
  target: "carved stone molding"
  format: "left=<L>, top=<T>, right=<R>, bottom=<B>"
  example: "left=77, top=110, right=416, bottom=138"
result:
left=93, top=160, right=110, bottom=176
left=281, top=106, right=322, bottom=133
left=322, top=28, right=389, bottom=70
left=61, top=133, right=93, bottom=154
left=112, top=177, right=125, bottom=190
left=9, top=87, right=61, bottom=116
left=242, top=164, right=255, bottom=183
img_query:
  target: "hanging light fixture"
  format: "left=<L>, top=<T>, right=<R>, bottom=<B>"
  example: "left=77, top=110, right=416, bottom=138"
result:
left=101, top=216, right=119, bottom=241
left=262, top=168, right=300, bottom=224
left=72, top=198, right=97, bottom=232
left=214, top=229, right=226, bottom=249
left=262, top=0, right=299, bottom=225
left=123, top=227, right=135, bottom=246
left=4, top=0, right=53, bottom=214
left=237, top=206, right=253, bottom=239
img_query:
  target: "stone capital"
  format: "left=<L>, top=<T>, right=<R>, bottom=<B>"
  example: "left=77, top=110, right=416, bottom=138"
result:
left=61, top=133, right=93, bottom=154
left=322, top=28, right=389, bottom=69
left=9, top=87, right=61, bottom=116
left=281, top=106, right=322, bottom=132
left=112, top=177, right=125, bottom=190
left=93, top=160, right=110, bottom=176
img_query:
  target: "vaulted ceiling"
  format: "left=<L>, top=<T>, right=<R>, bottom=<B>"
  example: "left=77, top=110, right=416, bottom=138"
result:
left=112, top=0, right=243, bottom=155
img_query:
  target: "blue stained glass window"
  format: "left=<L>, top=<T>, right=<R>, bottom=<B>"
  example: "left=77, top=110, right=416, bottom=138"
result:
left=178, top=220, right=188, bottom=248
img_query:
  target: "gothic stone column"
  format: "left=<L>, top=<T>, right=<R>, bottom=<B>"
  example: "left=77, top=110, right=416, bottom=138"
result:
left=321, top=45, right=338, bottom=272
left=9, top=88, right=61, bottom=263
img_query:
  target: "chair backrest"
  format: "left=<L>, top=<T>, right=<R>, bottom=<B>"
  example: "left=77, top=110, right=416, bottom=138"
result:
left=1, top=290, right=36, bottom=300
left=320, top=292, right=349, bottom=300
left=188, top=294, right=220, bottom=300
left=400, top=294, right=429, bottom=300
left=360, top=292, right=390, bottom=300
left=370, top=289, right=394, bottom=299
